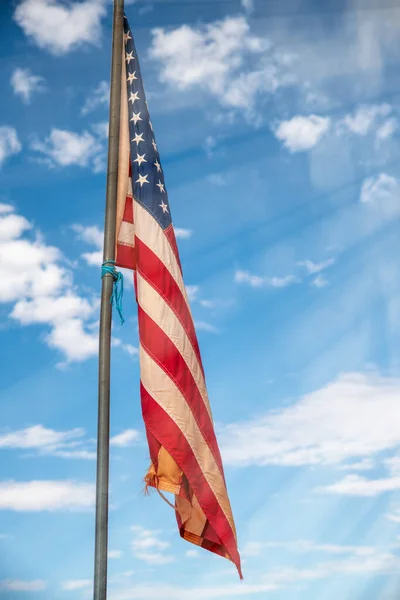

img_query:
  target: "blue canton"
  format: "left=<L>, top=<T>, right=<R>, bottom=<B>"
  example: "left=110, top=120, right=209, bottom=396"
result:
left=124, top=15, right=172, bottom=230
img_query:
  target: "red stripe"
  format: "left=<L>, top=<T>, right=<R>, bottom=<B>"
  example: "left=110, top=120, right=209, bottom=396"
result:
left=165, top=225, right=182, bottom=273
left=123, top=195, right=133, bottom=223
left=141, top=383, right=242, bottom=577
left=135, top=236, right=204, bottom=376
left=116, top=243, right=136, bottom=270
left=138, top=305, right=225, bottom=477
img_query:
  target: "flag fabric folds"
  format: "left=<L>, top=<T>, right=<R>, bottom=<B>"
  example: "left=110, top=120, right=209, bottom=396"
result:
left=115, top=14, right=242, bottom=577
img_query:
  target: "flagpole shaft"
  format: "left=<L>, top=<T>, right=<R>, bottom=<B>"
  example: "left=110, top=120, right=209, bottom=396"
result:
left=94, top=1, right=124, bottom=600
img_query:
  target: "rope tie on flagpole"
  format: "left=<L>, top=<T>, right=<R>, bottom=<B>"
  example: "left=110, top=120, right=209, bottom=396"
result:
left=101, top=260, right=125, bottom=325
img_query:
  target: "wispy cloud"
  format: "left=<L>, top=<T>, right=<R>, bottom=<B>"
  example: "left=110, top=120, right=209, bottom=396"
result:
left=110, top=430, right=140, bottom=447
left=10, top=68, right=46, bottom=104
left=81, top=80, right=109, bottom=116
left=0, top=580, right=47, bottom=592
left=235, top=270, right=298, bottom=288
left=61, top=579, right=92, bottom=591
left=219, top=372, right=400, bottom=470
left=0, top=127, right=21, bottom=168
left=131, top=526, right=174, bottom=565
left=0, top=425, right=95, bottom=460
left=298, top=258, right=335, bottom=275
left=174, top=228, right=192, bottom=239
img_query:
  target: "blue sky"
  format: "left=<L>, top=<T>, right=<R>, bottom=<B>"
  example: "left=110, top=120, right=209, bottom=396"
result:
left=1, top=0, right=400, bottom=597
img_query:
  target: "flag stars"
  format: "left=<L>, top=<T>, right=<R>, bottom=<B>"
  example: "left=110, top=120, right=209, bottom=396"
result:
left=160, top=201, right=169, bottom=213
left=125, top=51, right=134, bottom=64
left=132, top=132, right=144, bottom=145
left=124, top=31, right=132, bottom=44
left=149, top=120, right=153, bottom=132
left=130, top=111, right=142, bottom=124
left=134, top=153, right=147, bottom=165
left=136, top=174, right=149, bottom=187
left=127, top=71, right=137, bottom=84
left=154, top=159, right=161, bottom=173
left=156, top=180, right=165, bottom=193
left=129, top=91, right=140, bottom=104
left=152, top=139, right=158, bottom=151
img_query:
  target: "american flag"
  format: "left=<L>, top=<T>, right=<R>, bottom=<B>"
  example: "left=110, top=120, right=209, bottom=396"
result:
left=115, top=14, right=241, bottom=577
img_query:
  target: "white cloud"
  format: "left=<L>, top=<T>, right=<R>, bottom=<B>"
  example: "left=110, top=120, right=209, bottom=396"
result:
left=338, top=458, right=374, bottom=472
left=241, top=0, right=254, bottom=14
left=111, top=339, right=138, bottom=358
left=108, top=550, right=122, bottom=559
left=0, top=580, right=47, bottom=592
left=46, top=318, right=98, bottom=363
left=14, top=0, right=107, bottom=55
left=360, top=173, right=400, bottom=209
left=31, top=128, right=105, bottom=172
left=109, top=581, right=279, bottom=600
left=243, top=540, right=375, bottom=558
left=149, top=16, right=289, bottom=115
left=10, top=68, right=46, bottom=104
left=81, top=80, right=109, bottom=115
left=320, top=474, right=400, bottom=496
left=185, top=285, right=199, bottom=301
left=219, top=372, right=400, bottom=469
left=110, top=430, right=139, bottom=447
left=0, top=203, right=14, bottom=214
left=0, top=127, right=22, bottom=168
left=0, top=424, right=82, bottom=450
left=298, top=258, right=335, bottom=275
left=207, top=173, right=228, bottom=186
left=235, top=270, right=298, bottom=288
left=131, top=526, right=173, bottom=565
left=376, top=117, right=398, bottom=140
left=72, top=224, right=103, bottom=248
left=194, top=320, right=219, bottom=333
left=0, top=206, right=99, bottom=363
left=339, top=104, right=391, bottom=136
left=0, top=480, right=95, bottom=511
left=72, top=223, right=104, bottom=266
left=274, top=115, right=330, bottom=152
left=185, top=549, right=199, bottom=558
left=0, top=424, right=96, bottom=460
left=62, top=579, right=92, bottom=591
left=312, top=275, right=329, bottom=288
left=174, top=228, right=192, bottom=239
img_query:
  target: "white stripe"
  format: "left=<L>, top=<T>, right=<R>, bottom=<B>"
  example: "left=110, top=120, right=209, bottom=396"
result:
left=134, top=200, right=192, bottom=310
left=137, top=272, right=212, bottom=420
left=118, top=220, right=135, bottom=247
left=116, top=42, right=130, bottom=254
left=140, top=345, right=237, bottom=541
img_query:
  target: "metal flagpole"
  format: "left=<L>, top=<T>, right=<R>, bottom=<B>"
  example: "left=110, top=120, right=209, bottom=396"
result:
left=93, top=1, right=124, bottom=599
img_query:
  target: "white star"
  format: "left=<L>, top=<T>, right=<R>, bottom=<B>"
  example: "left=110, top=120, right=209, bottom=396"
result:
left=136, top=174, right=149, bottom=187
left=134, top=153, right=147, bottom=165
left=149, top=120, right=153, bottom=131
left=129, top=91, right=140, bottom=104
left=132, top=132, right=144, bottom=144
left=154, top=159, right=161, bottom=173
left=125, top=51, right=134, bottom=64
left=159, top=201, right=169, bottom=213
left=156, top=180, right=165, bottom=193
left=124, top=31, right=132, bottom=44
left=130, top=111, right=142, bottom=124
left=152, top=139, right=158, bottom=151
left=127, top=71, right=137, bottom=84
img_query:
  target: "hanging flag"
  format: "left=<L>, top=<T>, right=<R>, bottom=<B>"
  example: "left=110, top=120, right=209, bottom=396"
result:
left=115, top=14, right=242, bottom=578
